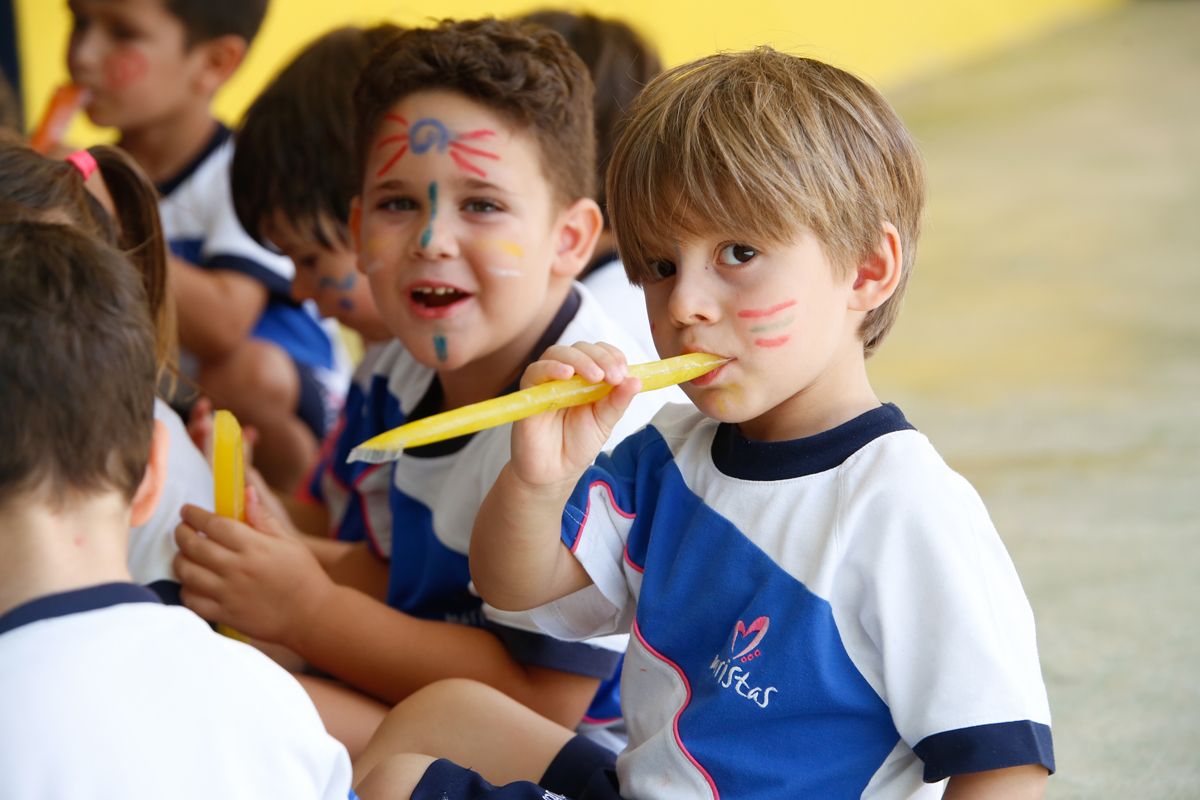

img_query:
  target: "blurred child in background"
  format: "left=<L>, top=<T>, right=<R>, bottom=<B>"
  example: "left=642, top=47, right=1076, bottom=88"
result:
left=66, top=0, right=347, bottom=492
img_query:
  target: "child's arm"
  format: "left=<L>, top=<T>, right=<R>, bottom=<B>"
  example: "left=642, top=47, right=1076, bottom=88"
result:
left=169, top=254, right=269, bottom=362
left=174, top=502, right=605, bottom=727
left=470, top=342, right=643, bottom=612
left=944, top=765, right=1048, bottom=798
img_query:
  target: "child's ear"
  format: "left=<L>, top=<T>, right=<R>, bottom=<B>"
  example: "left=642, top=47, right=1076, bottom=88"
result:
left=849, top=221, right=903, bottom=312
left=192, top=35, right=247, bottom=97
left=130, top=420, right=169, bottom=527
left=550, top=197, right=604, bottom=280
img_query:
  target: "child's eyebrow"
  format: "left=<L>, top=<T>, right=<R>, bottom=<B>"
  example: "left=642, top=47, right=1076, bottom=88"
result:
left=368, top=178, right=414, bottom=192
left=457, top=177, right=508, bottom=195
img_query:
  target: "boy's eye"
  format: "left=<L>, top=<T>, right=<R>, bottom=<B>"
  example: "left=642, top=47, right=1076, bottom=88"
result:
left=464, top=199, right=501, bottom=214
left=717, top=244, right=757, bottom=265
left=377, top=197, right=417, bottom=212
left=649, top=260, right=677, bottom=280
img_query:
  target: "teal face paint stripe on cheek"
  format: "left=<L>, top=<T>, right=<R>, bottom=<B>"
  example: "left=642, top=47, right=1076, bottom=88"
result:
left=420, top=181, right=438, bottom=249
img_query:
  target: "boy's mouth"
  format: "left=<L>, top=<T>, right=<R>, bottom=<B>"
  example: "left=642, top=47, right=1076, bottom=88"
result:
left=409, top=283, right=473, bottom=318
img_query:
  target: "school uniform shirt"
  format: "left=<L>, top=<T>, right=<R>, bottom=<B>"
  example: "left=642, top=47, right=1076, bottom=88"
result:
left=307, top=285, right=667, bottom=746
left=128, top=397, right=214, bottom=604
left=156, top=124, right=347, bottom=413
left=0, top=583, right=354, bottom=799
left=529, top=403, right=1055, bottom=799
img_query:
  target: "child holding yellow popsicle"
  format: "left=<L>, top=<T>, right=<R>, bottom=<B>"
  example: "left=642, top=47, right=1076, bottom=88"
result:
left=0, top=222, right=353, bottom=799
left=172, top=19, right=671, bottom=759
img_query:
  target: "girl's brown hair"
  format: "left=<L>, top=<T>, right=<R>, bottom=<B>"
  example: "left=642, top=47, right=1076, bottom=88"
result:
left=0, top=137, right=177, bottom=380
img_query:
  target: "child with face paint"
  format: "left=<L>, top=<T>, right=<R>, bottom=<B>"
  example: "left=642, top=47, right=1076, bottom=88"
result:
left=66, top=0, right=348, bottom=495
left=349, top=48, right=1054, bottom=800
left=172, top=19, right=668, bottom=760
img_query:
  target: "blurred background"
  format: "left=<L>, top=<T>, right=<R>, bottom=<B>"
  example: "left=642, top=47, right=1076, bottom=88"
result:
left=5, top=0, right=1198, bottom=796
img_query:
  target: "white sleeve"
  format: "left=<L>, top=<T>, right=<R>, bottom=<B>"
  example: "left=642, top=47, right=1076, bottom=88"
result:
left=833, top=441, right=1053, bottom=779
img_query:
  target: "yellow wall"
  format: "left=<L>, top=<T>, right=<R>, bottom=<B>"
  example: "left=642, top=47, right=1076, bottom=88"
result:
left=17, top=0, right=1121, bottom=145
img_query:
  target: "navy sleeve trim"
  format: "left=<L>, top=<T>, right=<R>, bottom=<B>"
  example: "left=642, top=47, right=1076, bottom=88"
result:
left=206, top=253, right=293, bottom=298
left=914, top=720, right=1055, bottom=782
left=145, top=579, right=183, bottom=606
left=485, top=621, right=622, bottom=679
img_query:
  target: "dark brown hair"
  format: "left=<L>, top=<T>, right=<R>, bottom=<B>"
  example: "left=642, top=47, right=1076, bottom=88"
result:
left=608, top=49, right=925, bottom=355
left=517, top=11, right=661, bottom=225
left=166, top=0, right=269, bottom=47
left=353, top=17, right=595, bottom=209
left=0, top=221, right=156, bottom=507
left=234, top=24, right=402, bottom=249
left=0, top=138, right=177, bottom=378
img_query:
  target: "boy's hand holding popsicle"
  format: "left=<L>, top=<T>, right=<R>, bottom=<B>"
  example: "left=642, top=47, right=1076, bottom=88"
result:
left=509, top=342, right=645, bottom=491
left=174, top=412, right=334, bottom=647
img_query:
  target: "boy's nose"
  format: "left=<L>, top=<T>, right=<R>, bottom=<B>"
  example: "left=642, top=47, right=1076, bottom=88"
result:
left=66, top=27, right=102, bottom=77
left=290, top=272, right=317, bottom=304
left=666, top=265, right=721, bottom=326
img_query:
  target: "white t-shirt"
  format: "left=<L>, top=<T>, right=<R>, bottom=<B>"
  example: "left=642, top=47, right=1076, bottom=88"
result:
left=532, top=403, right=1054, bottom=798
left=0, top=583, right=354, bottom=799
left=127, top=398, right=213, bottom=596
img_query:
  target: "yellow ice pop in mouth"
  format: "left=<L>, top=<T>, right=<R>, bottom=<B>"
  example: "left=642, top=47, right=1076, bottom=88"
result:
left=348, top=352, right=728, bottom=464
left=210, top=410, right=249, bottom=643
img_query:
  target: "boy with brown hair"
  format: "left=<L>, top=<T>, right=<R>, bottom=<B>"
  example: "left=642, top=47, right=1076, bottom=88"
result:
left=173, top=18, right=665, bottom=756
left=231, top=23, right=398, bottom=345
left=66, top=0, right=345, bottom=492
left=351, top=46, right=1054, bottom=800
left=0, top=220, right=352, bottom=798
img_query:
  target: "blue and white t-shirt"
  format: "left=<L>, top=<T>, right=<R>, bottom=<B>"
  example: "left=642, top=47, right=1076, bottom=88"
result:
left=309, top=286, right=668, bottom=745
left=530, top=403, right=1055, bottom=799
left=157, top=124, right=338, bottom=377
left=0, top=583, right=354, bottom=799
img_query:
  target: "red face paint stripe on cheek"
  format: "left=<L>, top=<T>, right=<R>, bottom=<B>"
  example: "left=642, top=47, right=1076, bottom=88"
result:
left=754, top=336, right=791, bottom=348
left=737, top=299, right=798, bottom=319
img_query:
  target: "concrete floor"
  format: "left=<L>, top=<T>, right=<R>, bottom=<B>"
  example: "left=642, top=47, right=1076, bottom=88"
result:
left=868, top=2, right=1199, bottom=796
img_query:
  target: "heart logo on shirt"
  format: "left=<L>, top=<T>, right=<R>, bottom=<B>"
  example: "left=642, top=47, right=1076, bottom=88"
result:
left=731, top=616, right=770, bottom=659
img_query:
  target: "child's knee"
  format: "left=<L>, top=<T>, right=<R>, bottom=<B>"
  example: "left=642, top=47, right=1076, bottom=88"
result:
left=401, top=678, right=509, bottom=720
left=203, top=339, right=299, bottom=408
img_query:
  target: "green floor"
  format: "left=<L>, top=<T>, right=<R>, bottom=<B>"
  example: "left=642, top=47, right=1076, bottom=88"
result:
left=869, top=2, right=1199, bottom=796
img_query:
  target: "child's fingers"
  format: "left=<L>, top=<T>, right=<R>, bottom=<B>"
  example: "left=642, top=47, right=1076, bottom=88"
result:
left=592, top=375, right=642, bottom=432
left=174, top=520, right=240, bottom=572
left=570, top=341, right=628, bottom=384
left=171, top=549, right=226, bottom=600
left=179, top=504, right=251, bottom=552
left=521, top=356, right=578, bottom=390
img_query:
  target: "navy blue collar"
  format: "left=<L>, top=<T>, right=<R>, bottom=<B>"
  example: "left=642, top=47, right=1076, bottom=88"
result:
left=0, top=583, right=161, bottom=637
left=154, top=123, right=231, bottom=198
left=711, top=403, right=915, bottom=481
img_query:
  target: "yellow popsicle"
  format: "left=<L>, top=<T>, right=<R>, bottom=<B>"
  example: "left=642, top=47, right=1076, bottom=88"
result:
left=210, top=410, right=249, bottom=643
left=212, top=410, right=245, bottom=522
left=348, top=352, right=728, bottom=464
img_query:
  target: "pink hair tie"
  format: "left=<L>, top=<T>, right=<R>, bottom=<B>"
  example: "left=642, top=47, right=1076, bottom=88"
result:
left=66, top=149, right=98, bottom=180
